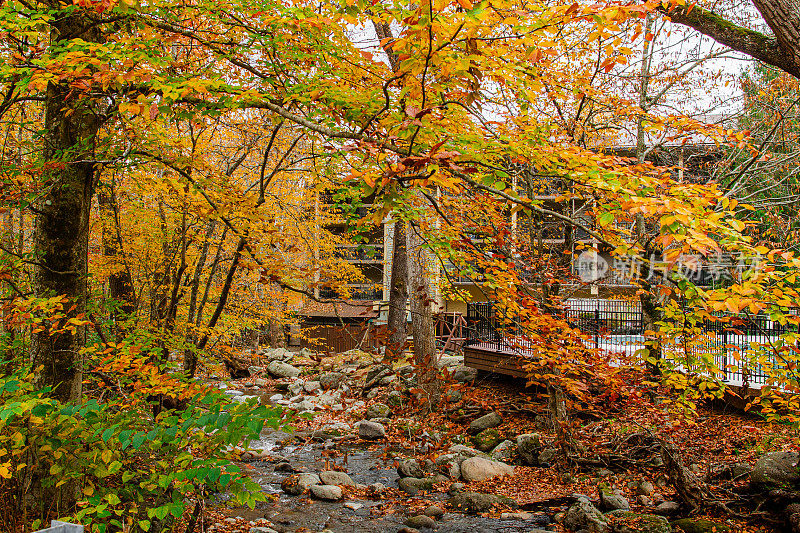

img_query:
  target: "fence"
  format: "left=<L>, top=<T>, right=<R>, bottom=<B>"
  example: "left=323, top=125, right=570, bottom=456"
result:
left=465, top=299, right=797, bottom=387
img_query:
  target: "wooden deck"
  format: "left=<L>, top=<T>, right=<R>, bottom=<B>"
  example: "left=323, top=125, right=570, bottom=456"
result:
left=463, top=342, right=531, bottom=379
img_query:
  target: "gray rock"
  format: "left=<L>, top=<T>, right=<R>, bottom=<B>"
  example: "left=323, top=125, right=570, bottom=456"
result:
left=405, top=515, right=436, bottom=529
left=538, top=447, right=558, bottom=466
left=490, top=440, right=516, bottom=463
left=387, top=391, right=404, bottom=406
left=448, top=492, right=517, bottom=514
left=364, top=364, right=392, bottom=388
left=357, top=420, right=386, bottom=439
left=304, top=380, right=321, bottom=393
left=669, top=519, right=729, bottom=533
left=600, top=491, right=630, bottom=511
left=281, top=473, right=321, bottom=495
left=563, top=499, right=609, bottom=533
left=435, top=455, right=461, bottom=479
left=448, top=445, right=482, bottom=458
left=652, top=501, right=680, bottom=515
left=299, top=347, right=314, bottom=358
left=249, top=528, right=278, bottom=533
left=292, top=399, right=315, bottom=412
left=398, top=528, right=420, bottom=533
left=319, top=470, right=355, bottom=486
left=247, top=365, right=264, bottom=374
left=444, top=389, right=463, bottom=403
left=439, top=356, right=463, bottom=368
left=448, top=482, right=465, bottom=494
left=319, top=372, right=345, bottom=390
left=344, top=502, right=363, bottom=511
left=398, top=477, right=435, bottom=495
left=460, top=457, right=514, bottom=482
left=516, top=433, right=542, bottom=465
left=267, top=361, right=301, bottom=378
left=366, top=402, right=391, bottom=419
left=606, top=511, right=670, bottom=533
left=398, top=458, right=426, bottom=479
left=310, top=484, right=343, bottom=501
left=368, top=482, right=386, bottom=495
left=423, top=505, right=445, bottom=519
left=469, top=412, right=503, bottom=434
left=636, top=481, right=655, bottom=496
left=752, top=451, right=800, bottom=486
left=471, top=428, right=502, bottom=452
left=452, top=365, right=478, bottom=383
left=500, top=512, right=531, bottom=520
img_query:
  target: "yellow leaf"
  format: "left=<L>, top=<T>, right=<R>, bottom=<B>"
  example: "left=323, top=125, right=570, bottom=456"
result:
left=457, top=0, right=473, bottom=9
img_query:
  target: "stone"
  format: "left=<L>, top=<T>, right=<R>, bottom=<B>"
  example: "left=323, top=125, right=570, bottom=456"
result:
left=292, top=399, right=315, bottom=412
left=448, top=482, right=465, bottom=494
left=299, top=347, right=314, bottom=358
left=281, top=473, right=321, bottom=495
left=368, top=482, right=386, bottom=495
left=471, top=428, right=502, bottom=452
left=491, top=439, right=517, bottom=463
left=516, top=433, right=542, bottom=465
left=319, top=372, right=345, bottom=390
left=310, top=484, right=343, bottom=501
left=636, top=481, right=655, bottom=496
left=444, top=389, right=463, bottom=403
left=599, top=491, right=630, bottom=511
left=652, top=501, right=680, bottom=515
left=274, top=462, right=295, bottom=473
left=304, top=381, right=321, bottom=393
left=365, top=402, right=391, bottom=419
left=563, top=499, right=609, bottom=533
left=436, top=456, right=461, bottom=479
left=606, top=511, right=670, bottom=533
left=405, top=515, right=436, bottom=529
left=448, top=444, right=483, bottom=457
left=452, top=365, right=478, bottom=383
left=319, top=470, right=355, bottom=486
left=249, top=528, right=278, bottom=533
left=398, top=458, right=426, bottom=479
left=398, top=477, right=435, bottom=495
left=670, top=518, right=730, bottom=533
left=247, top=365, right=264, bottom=374
left=468, top=412, right=503, bottom=433
left=364, top=364, right=392, bottom=388
left=500, top=512, right=531, bottom=520
left=344, top=502, right=364, bottom=511
left=460, top=457, right=514, bottom=482
left=423, top=505, right=445, bottom=519
left=751, top=451, right=800, bottom=486
left=538, top=447, right=558, bottom=466
left=267, top=361, right=301, bottom=378
left=357, top=420, right=386, bottom=439
left=269, top=394, right=284, bottom=402
left=398, top=529, right=420, bottom=533
left=387, top=391, right=404, bottom=406
left=448, top=492, right=517, bottom=514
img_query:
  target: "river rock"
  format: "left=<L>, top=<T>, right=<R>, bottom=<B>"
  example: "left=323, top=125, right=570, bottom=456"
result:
left=364, top=364, right=392, bottom=388
left=405, top=515, right=436, bottom=529
left=636, top=481, right=655, bottom=496
left=652, top=501, right=680, bottom=515
left=471, top=428, right=502, bottom=452
left=423, top=505, right=445, bottom=519
left=365, top=402, right=391, bottom=419
left=281, top=473, right=320, bottom=495
left=452, top=365, right=478, bottom=383
left=357, top=420, right=386, bottom=439
left=310, top=484, right=343, bottom=501
left=563, top=499, right=609, bottom=533
left=319, top=470, right=355, bottom=486
left=448, top=492, right=517, bottom=514
left=469, top=412, right=503, bottom=433
left=670, top=518, right=730, bottom=533
left=319, top=372, right=345, bottom=390
left=600, top=490, right=630, bottom=511
left=491, top=440, right=517, bottom=463
left=398, top=477, right=435, bottom=495
left=304, top=380, right=321, bottom=393
left=398, top=458, right=426, bottom=479
left=460, top=457, right=514, bottom=482
left=606, top=511, right=670, bottom=533
left=387, top=390, right=404, bottom=406
left=267, top=361, right=301, bottom=378
left=751, top=451, right=800, bottom=486
left=249, top=528, right=278, bottom=533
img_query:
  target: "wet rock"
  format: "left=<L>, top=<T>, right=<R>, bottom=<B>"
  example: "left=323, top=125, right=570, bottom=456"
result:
left=448, top=482, right=465, bottom=494
left=752, top=451, right=800, bottom=486
left=247, top=365, right=264, bottom=375
left=448, top=444, right=483, bottom=458
left=599, top=490, right=630, bottom=511
left=636, top=481, right=655, bottom=496
left=310, top=484, right=343, bottom=501
left=491, top=440, right=516, bottom=463
left=281, top=473, right=320, bottom=495
left=670, top=518, right=730, bottom=533
left=468, top=412, right=503, bottom=434
left=452, top=365, right=478, bottom=383
left=364, top=364, right=392, bottom=388
left=652, top=501, right=680, bottom=515
left=606, top=511, right=670, bottom=533
left=319, top=470, right=355, bottom=486
left=563, top=499, right=609, bottom=533
left=398, top=458, right=426, bottom=479
left=448, top=491, right=517, bottom=514
left=267, top=361, right=301, bottom=378
left=368, top=482, right=386, bottom=496
left=423, top=505, right=444, bottom=519
left=304, top=381, right=321, bottom=393
left=357, top=420, right=386, bottom=439
left=460, top=456, right=514, bottom=482
left=500, top=512, right=531, bottom=520
left=405, top=515, right=436, bottom=529
left=273, top=462, right=295, bottom=473
left=398, top=477, right=435, bottom=495
left=366, top=402, right=391, bottom=419
left=471, top=428, right=502, bottom=452
left=344, top=502, right=363, bottom=511
left=398, top=528, right=420, bottom=533
left=319, top=372, right=345, bottom=390
left=249, top=527, right=278, bottom=533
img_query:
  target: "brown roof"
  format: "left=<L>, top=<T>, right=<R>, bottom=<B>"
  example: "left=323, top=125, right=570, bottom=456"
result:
left=299, top=299, right=379, bottom=319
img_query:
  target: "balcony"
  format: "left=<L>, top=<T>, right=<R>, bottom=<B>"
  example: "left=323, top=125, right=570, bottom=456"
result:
left=334, top=244, right=384, bottom=262
left=319, top=284, right=383, bottom=300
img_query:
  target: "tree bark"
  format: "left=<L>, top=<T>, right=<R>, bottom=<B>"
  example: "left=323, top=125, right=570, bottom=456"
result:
left=31, top=10, right=101, bottom=403
left=98, top=181, right=135, bottom=324
left=386, top=219, right=408, bottom=359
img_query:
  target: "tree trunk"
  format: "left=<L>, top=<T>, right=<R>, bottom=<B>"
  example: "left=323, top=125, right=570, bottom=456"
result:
left=407, top=223, right=440, bottom=409
left=98, top=181, right=135, bottom=325
left=386, top=219, right=408, bottom=359
left=31, top=11, right=100, bottom=404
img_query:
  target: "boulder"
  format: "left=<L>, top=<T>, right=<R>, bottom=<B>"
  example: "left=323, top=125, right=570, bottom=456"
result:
left=491, top=440, right=517, bottom=463
left=405, top=515, right=436, bottom=529
left=471, top=428, right=502, bottom=452
left=267, top=361, right=301, bottom=378
left=387, top=391, right=404, bottom=406
left=319, top=470, right=355, bottom=486
left=448, top=492, right=517, bottom=514
left=304, top=381, right=321, bottom=393
left=538, top=447, right=558, bottom=466
left=452, top=365, right=478, bottom=383
left=365, top=402, right=391, bottom=419
left=448, top=444, right=483, bottom=458
left=606, top=511, right=670, bottom=533
left=364, top=364, right=392, bottom=388
left=636, top=481, right=655, bottom=496
left=423, top=505, right=445, bottom=519
left=249, top=528, right=279, bottom=533
left=398, top=477, right=435, bottom=495
left=652, top=501, right=680, bottom=516
left=563, top=499, right=609, bottom=533
left=310, top=484, right=343, bottom=501
left=670, top=519, right=729, bottom=533
left=398, top=458, right=426, bottom=479
left=600, top=489, right=630, bottom=511
left=460, top=457, right=514, bottom=482
left=319, top=372, right=345, bottom=390
left=751, top=451, right=800, bottom=486
left=281, top=473, right=320, bottom=495
left=357, top=420, right=386, bottom=439
left=469, top=412, right=503, bottom=434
